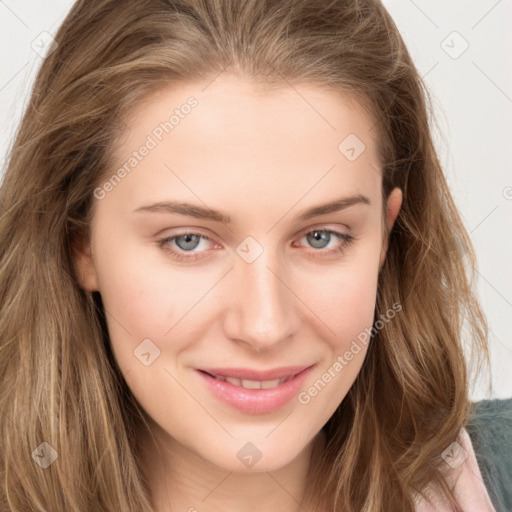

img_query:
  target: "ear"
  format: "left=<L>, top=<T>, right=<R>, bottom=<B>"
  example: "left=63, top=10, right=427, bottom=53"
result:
left=72, top=232, right=99, bottom=292
left=379, top=187, right=402, bottom=268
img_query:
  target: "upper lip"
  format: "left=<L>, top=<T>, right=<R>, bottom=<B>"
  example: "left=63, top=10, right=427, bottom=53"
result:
left=197, top=365, right=313, bottom=381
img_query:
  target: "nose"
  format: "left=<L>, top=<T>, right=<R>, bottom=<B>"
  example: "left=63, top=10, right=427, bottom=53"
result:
left=222, top=247, right=300, bottom=352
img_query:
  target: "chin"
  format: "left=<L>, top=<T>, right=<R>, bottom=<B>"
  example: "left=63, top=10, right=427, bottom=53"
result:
left=198, top=439, right=306, bottom=474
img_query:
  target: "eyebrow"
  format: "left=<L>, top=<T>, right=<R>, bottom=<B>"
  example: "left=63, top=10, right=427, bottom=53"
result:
left=134, top=194, right=370, bottom=224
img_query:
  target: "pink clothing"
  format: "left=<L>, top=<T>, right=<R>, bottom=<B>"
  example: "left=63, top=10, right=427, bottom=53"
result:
left=414, top=428, right=496, bottom=511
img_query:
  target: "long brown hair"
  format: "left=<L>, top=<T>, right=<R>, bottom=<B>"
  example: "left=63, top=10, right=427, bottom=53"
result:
left=0, top=0, right=489, bottom=510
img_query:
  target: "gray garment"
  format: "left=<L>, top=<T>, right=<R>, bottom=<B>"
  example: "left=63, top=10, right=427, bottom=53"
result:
left=466, top=398, right=512, bottom=512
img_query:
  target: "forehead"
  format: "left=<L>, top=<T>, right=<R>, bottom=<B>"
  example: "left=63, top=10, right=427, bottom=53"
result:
left=105, top=75, right=382, bottom=214
left=118, top=75, right=377, bottom=150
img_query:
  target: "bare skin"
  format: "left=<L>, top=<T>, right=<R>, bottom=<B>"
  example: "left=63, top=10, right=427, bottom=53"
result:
left=75, top=74, right=402, bottom=511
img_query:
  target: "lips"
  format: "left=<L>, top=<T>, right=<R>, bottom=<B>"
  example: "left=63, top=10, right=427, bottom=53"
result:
left=196, top=364, right=315, bottom=414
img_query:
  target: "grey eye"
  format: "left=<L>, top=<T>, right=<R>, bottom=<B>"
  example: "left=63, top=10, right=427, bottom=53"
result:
left=174, top=234, right=202, bottom=251
left=306, top=231, right=331, bottom=249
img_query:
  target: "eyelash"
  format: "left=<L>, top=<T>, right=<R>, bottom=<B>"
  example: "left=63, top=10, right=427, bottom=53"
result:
left=157, top=228, right=355, bottom=262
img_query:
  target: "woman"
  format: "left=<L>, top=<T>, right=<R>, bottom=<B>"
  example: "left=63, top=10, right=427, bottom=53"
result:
left=0, top=0, right=501, bottom=510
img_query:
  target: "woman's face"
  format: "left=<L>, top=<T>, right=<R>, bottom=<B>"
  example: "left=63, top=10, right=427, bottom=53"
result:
left=75, top=75, right=401, bottom=473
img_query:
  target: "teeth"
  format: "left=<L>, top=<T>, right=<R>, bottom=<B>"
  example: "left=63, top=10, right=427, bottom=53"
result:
left=214, top=375, right=291, bottom=389
left=260, top=378, right=283, bottom=389
left=241, top=379, right=263, bottom=389
left=225, top=377, right=242, bottom=387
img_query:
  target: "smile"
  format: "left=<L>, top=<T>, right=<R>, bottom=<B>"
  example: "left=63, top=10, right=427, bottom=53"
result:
left=196, top=365, right=315, bottom=414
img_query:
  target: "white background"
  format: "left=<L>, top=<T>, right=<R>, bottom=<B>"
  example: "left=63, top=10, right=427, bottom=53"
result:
left=1, top=1, right=511, bottom=400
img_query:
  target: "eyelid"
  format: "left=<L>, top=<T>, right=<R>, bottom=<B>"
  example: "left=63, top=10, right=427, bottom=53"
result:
left=295, top=222, right=352, bottom=238
left=155, top=225, right=214, bottom=239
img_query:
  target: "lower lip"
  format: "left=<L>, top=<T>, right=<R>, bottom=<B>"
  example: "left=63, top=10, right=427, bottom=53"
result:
left=196, top=366, right=315, bottom=414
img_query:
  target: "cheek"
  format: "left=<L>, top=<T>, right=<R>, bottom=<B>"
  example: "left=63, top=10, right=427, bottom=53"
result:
left=295, top=262, right=379, bottom=412
left=93, top=240, right=227, bottom=371
left=95, top=259, right=167, bottom=335
left=297, top=252, right=380, bottom=348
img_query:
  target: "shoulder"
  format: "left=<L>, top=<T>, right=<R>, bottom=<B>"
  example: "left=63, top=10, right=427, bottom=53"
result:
left=466, top=398, right=512, bottom=512
left=414, top=400, right=510, bottom=512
